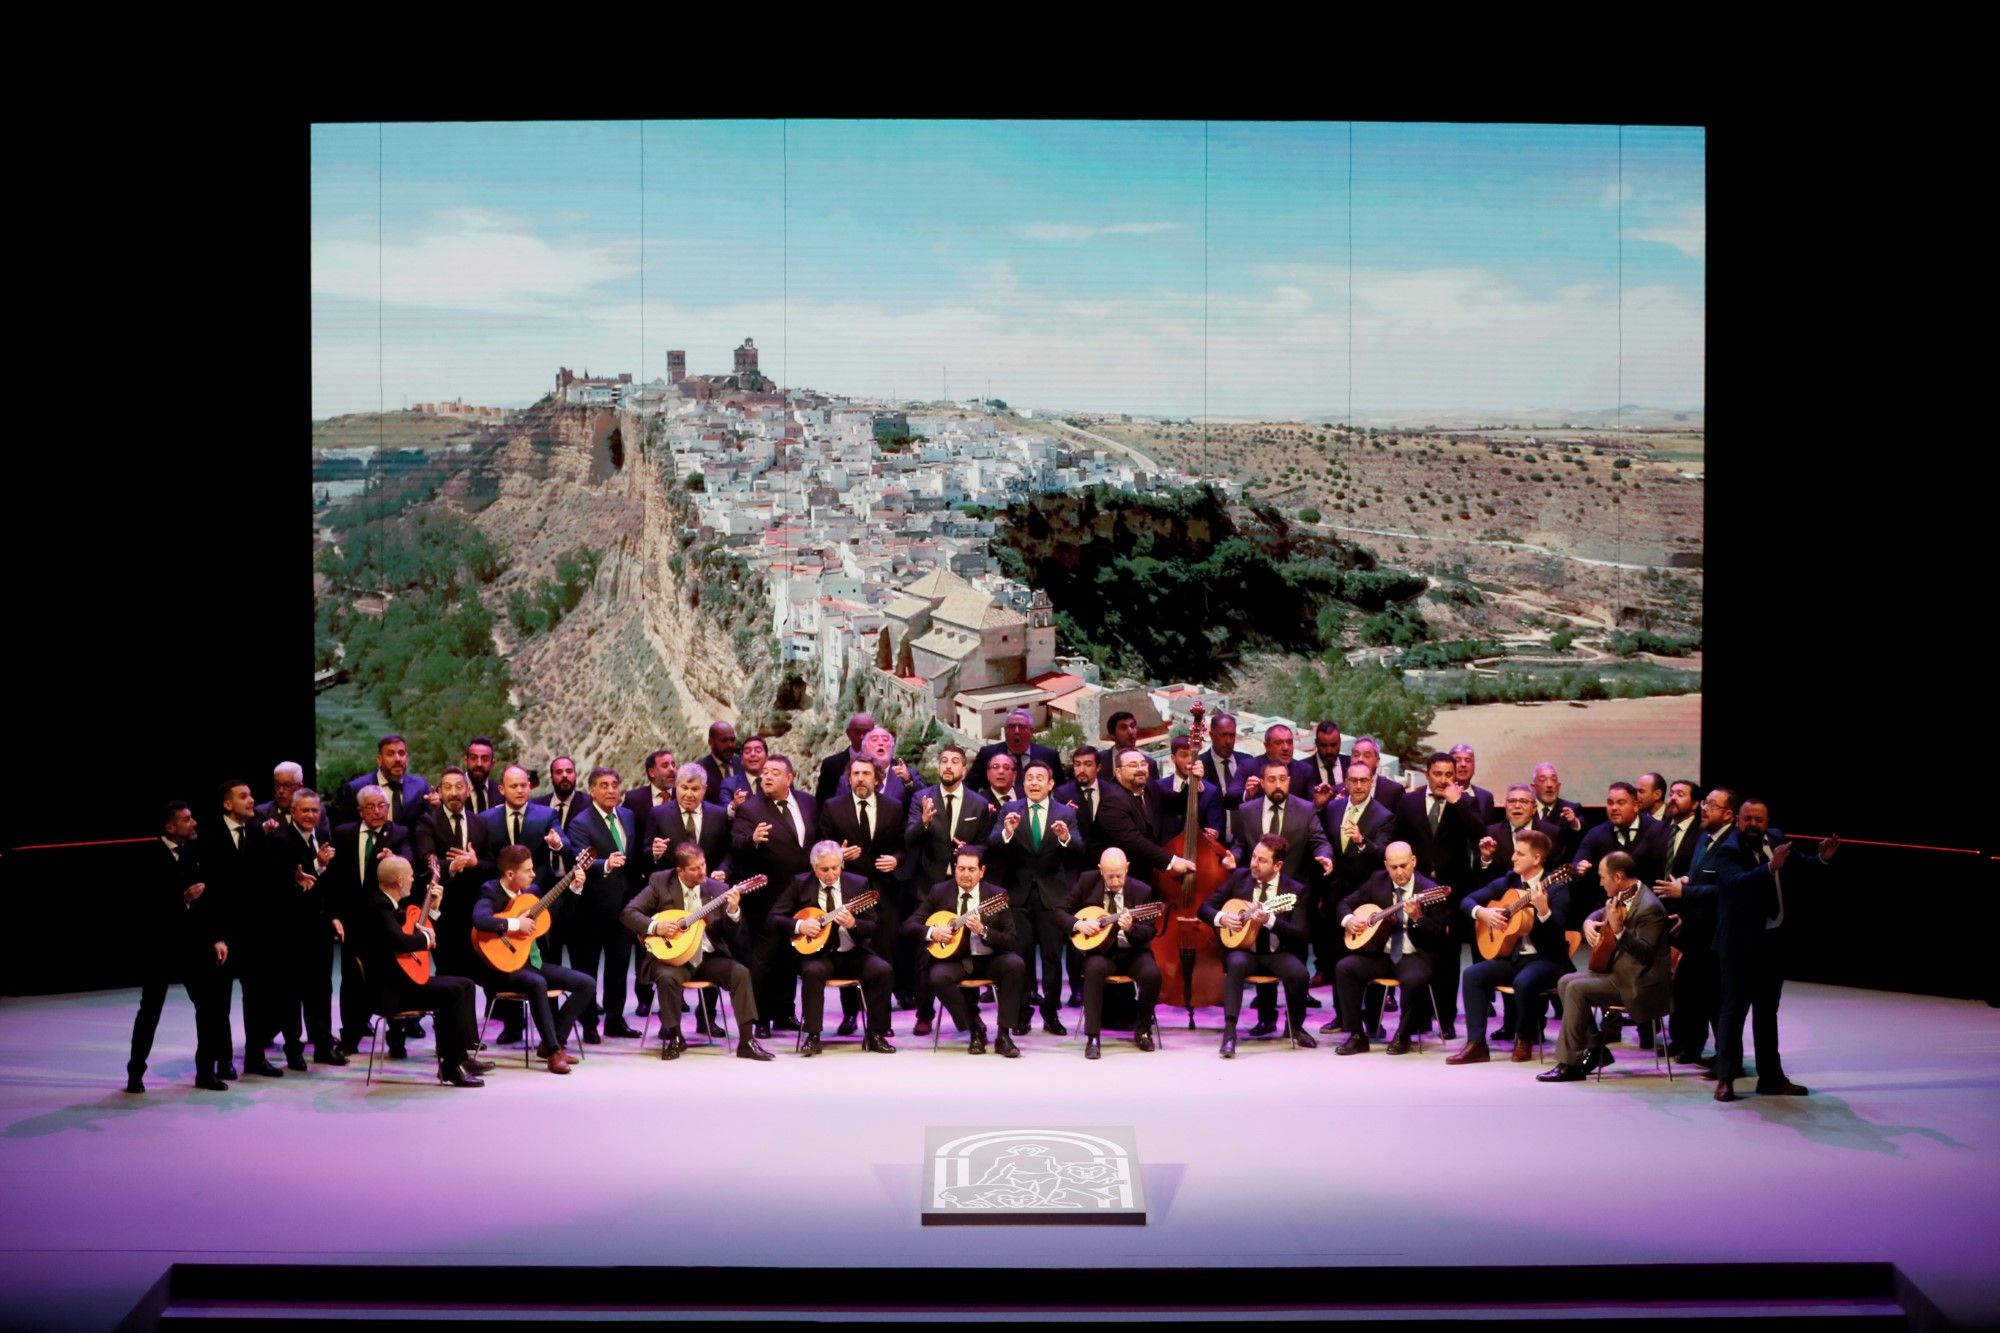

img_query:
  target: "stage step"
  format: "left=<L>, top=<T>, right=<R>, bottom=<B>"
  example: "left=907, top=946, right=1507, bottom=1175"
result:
left=121, top=1262, right=1949, bottom=1330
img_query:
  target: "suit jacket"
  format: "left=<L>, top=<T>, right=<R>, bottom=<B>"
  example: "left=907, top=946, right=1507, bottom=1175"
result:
left=142, top=837, right=226, bottom=973
left=1373, top=774, right=1409, bottom=815
left=1671, top=827, right=1728, bottom=952
left=904, top=784, right=997, bottom=888
left=814, top=750, right=864, bottom=804
left=411, top=805, right=492, bottom=894
left=530, top=788, right=587, bottom=849
left=1230, top=794, right=1331, bottom=883
left=906, top=878, right=1022, bottom=959
left=337, top=771, right=432, bottom=827
left=327, top=819, right=411, bottom=926
left=1055, top=871, right=1159, bottom=952
left=1478, top=816, right=1564, bottom=878
left=478, top=802, right=564, bottom=885
left=1394, top=789, right=1484, bottom=892
left=621, top=870, right=747, bottom=964
left=771, top=870, right=881, bottom=955
left=1321, top=796, right=1396, bottom=896
left=1300, top=750, right=1349, bottom=797
left=1051, top=780, right=1109, bottom=855
left=1459, top=784, right=1497, bottom=833
left=818, top=791, right=909, bottom=904
left=1661, top=814, right=1702, bottom=879
left=643, top=800, right=733, bottom=881
left=985, top=798, right=1087, bottom=908
left=1591, top=885, right=1674, bottom=1020
left=730, top=790, right=820, bottom=905
left=201, top=818, right=273, bottom=951
left=1199, top=749, right=1254, bottom=803
left=354, top=889, right=435, bottom=1008
left=1705, top=826, right=1823, bottom=960
left=969, top=742, right=1063, bottom=796
left=1570, top=816, right=1671, bottom=927
left=1200, top=867, right=1310, bottom=959
left=1337, top=870, right=1453, bottom=957
left=831, top=768, right=914, bottom=810
left=463, top=776, right=503, bottom=815
left=566, top=801, right=642, bottom=909
left=698, top=753, right=745, bottom=800
left=1150, top=774, right=1224, bottom=847
left=1464, top=870, right=1574, bottom=964
left=622, top=785, right=682, bottom=883
left=1092, top=782, right=1179, bottom=879
left=268, top=819, right=337, bottom=935
left=1532, top=797, right=1587, bottom=862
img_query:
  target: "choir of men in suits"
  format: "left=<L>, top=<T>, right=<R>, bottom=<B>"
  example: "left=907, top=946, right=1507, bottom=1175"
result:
left=1453, top=829, right=1572, bottom=1064
left=469, top=845, right=596, bottom=1072
left=1539, top=852, right=1673, bottom=1082
left=127, top=801, right=233, bottom=1092
left=774, top=842, right=897, bottom=1055
left=1054, top=849, right=1161, bottom=1057
left=622, top=841, right=772, bottom=1061
left=1202, top=834, right=1316, bottom=1056
left=563, top=767, right=643, bottom=1041
left=1331, top=841, right=1451, bottom=1054
left=732, top=754, right=817, bottom=1036
left=911, top=844, right=1024, bottom=1057
left=1393, top=752, right=1485, bottom=1040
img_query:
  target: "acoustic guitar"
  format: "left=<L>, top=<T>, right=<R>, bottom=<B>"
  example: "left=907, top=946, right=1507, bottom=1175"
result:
left=397, top=858, right=447, bottom=984
left=470, top=848, right=594, bottom=973
left=791, top=890, right=881, bottom=955
left=1070, top=900, right=1166, bottom=951
left=1343, top=885, right=1452, bottom=949
left=925, top=892, right=1011, bottom=959
left=1215, top=893, right=1299, bottom=950
left=643, top=875, right=769, bottom=966
left=1588, top=883, right=1645, bottom=973
left=1473, top=864, right=1578, bottom=961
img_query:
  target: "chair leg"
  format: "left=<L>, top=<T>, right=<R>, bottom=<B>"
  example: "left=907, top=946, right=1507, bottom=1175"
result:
left=364, top=1015, right=382, bottom=1088
left=716, top=992, right=733, bottom=1048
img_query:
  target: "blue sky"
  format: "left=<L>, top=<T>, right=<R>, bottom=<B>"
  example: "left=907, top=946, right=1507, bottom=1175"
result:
left=312, top=120, right=1704, bottom=419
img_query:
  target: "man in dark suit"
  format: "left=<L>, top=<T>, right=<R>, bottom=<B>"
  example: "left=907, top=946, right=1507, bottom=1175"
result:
left=126, top=801, right=234, bottom=1093
left=986, top=759, right=1086, bottom=1035
left=470, top=846, right=596, bottom=1072
left=644, top=763, right=733, bottom=882
left=1315, top=760, right=1397, bottom=1015
left=1701, top=800, right=1837, bottom=1102
left=354, top=856, right=491, bottom=1087
left=1453, top=829, right=1573, bottom=1064
left=482, top=763, right=571, bottom=1040
left=1226, top=758, right=1333, bottom=1035
left=1394, top=752, right=1486, bottom=1040
left=461, top=736, right=503, bottom=814
left=336, top=734, right=433, bottom=827
left=1659, top=779, right=1703, bottom=880
left=1530, top=763, right=1587, bottom=863
left=531, top=756, right=586, bottom=864
left=1476, top=784, right=1564, bottom=878
left=1103, top=711, right=1157, bottom=781
left=563, top=766, right=644, bottom=1040
left=263, top=788, right=345, bottom=1067
left=732, top=754, right=819, bottom=1037
left=831, top=728, right=916, bottom=809
left=818, top=755, right=909, bottom=1028
left=623, top=841, right=772, bottom=1060
left=1152, top=735, right=1224, bottom=846
left=1634, top=771, right=1670, bottom=825
left=719, top=735, right=765, bottom=809
left=1302, top=720, right=1348, bottom=800
left=1331, top=842, right=1451, bottom=1054
left=411, top=766, right=493, bottom=985
left=1569, top=782, right=1671, bottom=927
left=1449, top=744, right=1497, bottom=834
left=815, top=713, right=874, bottom=804
left=1054, top=848, right=1162, bottom=1057
left=972, top=708, right=1064, bottom=793
left=1539, top=852, right=1674, bottom=1082
left=698, top=720, right=747, bottom=798
left=254, top=762, right=304, bottom=824
left=1202, top=834, right=1316, bottom=1056
left=619, top=748, right=682, bottom=1018
left=910, top=844, right=1025, bottom=1057
left=906, top=744, right=996, bottom=1036
left=1655, top=785, right=1736, bottom=1066
left=1198, top=713, right=1251, bottom=803
left=1350, top=737, right=1407, bottom=815
left=1053, top=745, right=1109, bottom=858
left=773, top=843, right=897, bottom=1055
left=208, top=778, right=284, bottom=1078
left=1093, top=747, right=1197, bottom=889
left=328, top=784, right=411, bottom=1055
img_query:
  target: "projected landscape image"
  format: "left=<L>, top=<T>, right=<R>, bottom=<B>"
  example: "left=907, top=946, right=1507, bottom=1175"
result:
left=310, top=120, right=1704, bottom=793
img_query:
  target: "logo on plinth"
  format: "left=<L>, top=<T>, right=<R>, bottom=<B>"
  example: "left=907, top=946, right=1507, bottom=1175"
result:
left=922, top=1126, right=1145, bottom=1225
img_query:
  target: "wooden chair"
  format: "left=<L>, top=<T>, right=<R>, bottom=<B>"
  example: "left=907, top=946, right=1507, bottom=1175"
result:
left=797, top=978, right=864, bottom=1052
left=639, top=979, right=733, bottom=1058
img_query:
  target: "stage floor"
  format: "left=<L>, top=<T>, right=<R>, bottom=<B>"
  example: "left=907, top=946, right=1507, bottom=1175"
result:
left=2, top=981, right=1996, bottom=1330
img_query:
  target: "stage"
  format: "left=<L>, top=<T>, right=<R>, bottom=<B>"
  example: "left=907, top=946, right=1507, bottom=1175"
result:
left=1, top=981, right=1995, bottom=1329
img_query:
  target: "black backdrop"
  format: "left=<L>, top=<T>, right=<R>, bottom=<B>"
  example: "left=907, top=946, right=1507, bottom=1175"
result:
left=4, top=103, right=1985, bottom=1000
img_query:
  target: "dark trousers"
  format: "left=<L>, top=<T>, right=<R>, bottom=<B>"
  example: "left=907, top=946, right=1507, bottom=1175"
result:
left=561, top=898, right=630, bottom=1028
left=751, top=919, right=800, bottom=1023
left=931, top=951, right=1025, bottom=1035
left=800, top=947, right=893, bottom=1035
left=1669, top=945, right=1719, bottom=1058
left=1336, top=950, right=1433, bottom=1039
left=1015, top=893, right=1069, bottom=1023
left=478, top=961, right=594, bottom=1050
left=129, top=965, right=232, bottom=1078
left=647, top=951, right=757, bottom=1030
left=1222, top=949, right=1308, bottom=1028
left=842, top=900, right=903, bottom=1020
left=1461, top=954, right=1567, bottom=1042
left=337, top=938, right=372, bottom=1047
left=1716, top=947, right=1787, bottom=1084
left=381, top=974, right=478, bottom=1066
left=239, top=941, right=299, bottom=1062
left=1428, top=907, right=1473, bottom=1030
left=1080, top=947, right=1160, bottom=1036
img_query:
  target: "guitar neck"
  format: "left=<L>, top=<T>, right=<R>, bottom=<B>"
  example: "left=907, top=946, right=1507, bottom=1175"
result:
left=527, top=851, right=595, bottom=920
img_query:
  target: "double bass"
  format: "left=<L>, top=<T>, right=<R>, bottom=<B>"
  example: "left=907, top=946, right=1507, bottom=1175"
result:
left=1150, top=702, right=1231, bottom=1021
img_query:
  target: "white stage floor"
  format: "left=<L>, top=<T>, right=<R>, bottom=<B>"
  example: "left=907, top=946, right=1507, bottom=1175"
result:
left=2, top=982, right=1996, bottom=1329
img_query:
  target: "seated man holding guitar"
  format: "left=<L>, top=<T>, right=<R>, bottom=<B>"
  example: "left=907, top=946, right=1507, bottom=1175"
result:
left=622, top=842, right=773, bottom=1061
left=1331, top=841, right=1453, bottom=1055
left=909, top=844, right=1024, bottom=1058
left=1054, top=848, right=1165, bottom=1059
left=357, top=856, right=493, bottom=1088
left=772, top=841, right=895, bottom=1056
left=469, top=845, right=598, bottom=1073
left=1538, top=851, right=1673, bottom=1083
left=1452, top=830, right=1574, bottom=1064
left=1201, top=834, right=1317, bottom=1058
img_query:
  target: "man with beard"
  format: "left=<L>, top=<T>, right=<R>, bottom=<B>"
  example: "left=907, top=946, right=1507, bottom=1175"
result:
left=698, top=720, right=746, bottom=800
left=125, top=801, right=233, bottom=1092
left=815, top=714, right=875, bottom=805
left=819, top=755, right=909, bottom=1028
left=1055, top=745, right=1109, bottom=857
left=1537, top=853, right=1672, bottom=1084
left=1203, top=835, right=1317, bottom=1057
left=479, top=764, right=571, bottom=1044
left=337, top=734, right=432, bottom=827
left=1654, top=785, right=1736, bottom=1066
left=259, top=788, right=345, bottom=1069
left=906, top=745, right=996, bottom=1037
left=732, top=755, right=819, bottom=1037
left=412, top=766, right=492, bottom=984
left=462, top=737, right=502, bottom=814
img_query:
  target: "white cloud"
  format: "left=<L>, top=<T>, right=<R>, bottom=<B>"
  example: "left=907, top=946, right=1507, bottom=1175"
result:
left=1600, top=180, right=1632, bottom=208
left=1625, top=204, right=1706, bottom=260
left=1015, top=221, right=1183, bottom=242
left=311, top=210, right=637, bottom=312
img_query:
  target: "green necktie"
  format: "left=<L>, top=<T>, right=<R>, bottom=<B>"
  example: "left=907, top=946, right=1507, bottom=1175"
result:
left=606, top=809, right=626, bottom=852
left=1030, top=804, right=1043, bottom=849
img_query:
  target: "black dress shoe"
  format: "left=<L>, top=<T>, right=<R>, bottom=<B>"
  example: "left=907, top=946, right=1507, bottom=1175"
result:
left=662, top=1033, right=685, bottom=1061
left=286, top=1053, right=309, bottom=1072
left=1538, top=1063, right=1586, bottom=1083
left=217, top=1064, right=239, bottom=1081
left=1247, top=1017, right=1279, bottom=1038
left=993, top=1033, right=1020, bottom=1058
left=195, top=1074, right=228, bottom=1091
left=753, top=1020, right=772, bottom=1040
left=737, top=1039, right=775, bottom=1062
left=1756, top=1079, right=1810, bottom=1096
left=337, top=1040, right=362, bottom=1058
left=242, top=1060, right=285, bottom=1078
left=1085, top=1036, right=1102, bottom=1060
left=581, top=1028, right=602, bottom=1046
left=462, top=1056, right=498, bottom=1076
left=1439, top=1023, right=1457, bottom=1042
left=772, top=1016, right=801, bottom=1033
left=1043, top=1015, right=1067, bottom=1036
left=1134, top=1025, right=1155, bottom=1053
left=1220, top=1031, right=1237, bottom=1059
left=800, top=1034, right=824, bottom=1057
left=1582, top=1046, right=1616, bottom=1073
left=125, top=1075, right=145, bottom=1094
left=1317, top=1018, right=1344, bottom=1035
left=968, top=1026, right=987, bottom=1055
left=1290, top=1026, right=1319, bottom=1050
left=386, top=1044, right=408, bottom=1061
left=493, top=1028, right=525, bottom=1046
left=1714, top=1080, right=1738, bottom=1102
left=1011, top=1020, right=1031, bottom=1037
left=863, top=1032, right=898, bottom=1054
left=1385, top=1034, right=1413, bottom=1055
left=1305, top=994, right=1322, bottom=1008
left=438, top=1065, right=485, bottom=1088
left=913, top=1017, right=934, bottom=1037
left=836, top=1015, right=859, bottom=1037
left=1335, top=1034, right=1369, bottom=1056
left=604, top=1021, right=641, bottom=1039
left=314, top=1047, right=350, bottom=1066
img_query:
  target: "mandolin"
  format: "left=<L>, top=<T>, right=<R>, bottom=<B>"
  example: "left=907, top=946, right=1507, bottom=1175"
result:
left=643, top=874, right=769, bottom=966
left=1344, top=886, right=1452, bottom=949
left=1473, top=864, right=1578, bottom=960
left=1215, top=893, right=1299, bottom=950
left=791, top=890, right=881, bottom=955
left=925, top=892, right=1010, bottom=959
left=470, top=849, right=594, bottom=972
left=1070, top=900, right=1166, bottom=951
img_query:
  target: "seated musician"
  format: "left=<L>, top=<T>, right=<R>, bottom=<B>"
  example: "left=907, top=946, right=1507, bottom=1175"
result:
left=908, top=844, right=1025, bottom=1058
left=622, top=841, right=773, bottom=1061
left=468, top=846, right=597, bottom=1073
left=1331, top=841, right=1450, bottom=1055
left=1053, top=848, right=1162, bottom=1059
left=1538, top=851, right=1673, bottom=1083
left=357, top=856, right=493, bottom=1087
left=1201, top=833, right=1317, bottom=1058
left=773, top=841, right=897, bottom=1056
left=1452, top=829, right=1573, bottom=1064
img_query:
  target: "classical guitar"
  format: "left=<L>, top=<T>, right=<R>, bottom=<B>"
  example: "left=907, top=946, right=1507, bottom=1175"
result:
left=925, top=892, right=1010, bottom=959
left=643, top=875, right=770, bottom=966
left=1070, top=900, right=1167, bottom=951
left=397, top=859, right=446, bottom=984
left=1344, top=886, right=1452, bottom=949
left=1588, top=883, right=1645, bottom=973
left=1473, top=863, right=1578, bottom=961
left=791, top=890, right=881, bottom=955
left=1215, top=893, right=1299, bottom=950
left=470, top=848, right=594, bottom=973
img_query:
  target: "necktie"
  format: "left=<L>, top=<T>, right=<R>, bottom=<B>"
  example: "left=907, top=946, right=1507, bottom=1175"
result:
left=1267, top=799, right=1283, bottom=836
left=233, top=826, right=245, bottom=852
left=1429, top=796, right=1443, bottom=835
left=1030, top=804, right=1044, bottom=849
left=1256, top=880, right=1273, bottom=952
left=1667, top=822, right=1686, bottom=867
left=450, top=813, right=463, bottom=850
left=859, top=798, right=872, bottom=843
left=1618, top=826, right=1632, bottom=849
left=1084, top=788, right=1096, bottom=821
left=774, top=800, right=791, bottom=841
left=510, top=809, right=522, bottom=846
left=606, top=809, right=626, bottom=852
left=361, top=829, right=376, bottom=885
left=1390, top=887, right=1406, bottom=963
left=688, top=808, right=701, bottom=843
left=958, top=888, right=972, bottom=917
left=943, top=793, right=957, bottom=836
left=1218, top=755, right=1232, bottom=789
